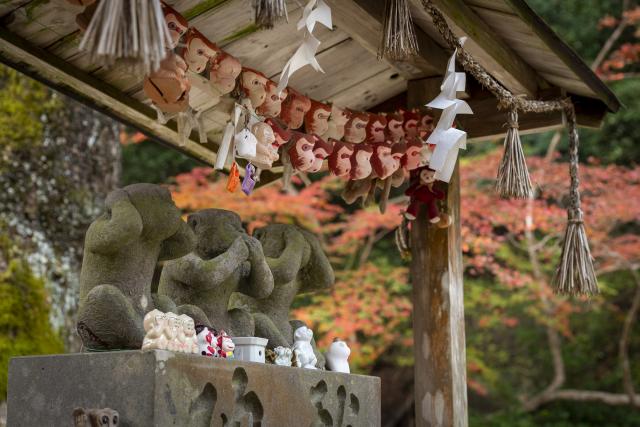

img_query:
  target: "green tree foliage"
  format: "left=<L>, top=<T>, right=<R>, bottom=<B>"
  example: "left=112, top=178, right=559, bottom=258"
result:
left=121, top=139, right=199, bottom=185
left=0, top=237, right=64, bottom=399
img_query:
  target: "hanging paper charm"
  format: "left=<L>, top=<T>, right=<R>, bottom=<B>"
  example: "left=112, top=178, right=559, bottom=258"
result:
left=277, top=0, right=332, bottom=93
left=425, top=37, right=473, bottom=183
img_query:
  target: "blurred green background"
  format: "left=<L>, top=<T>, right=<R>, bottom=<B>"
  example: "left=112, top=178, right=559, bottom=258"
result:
left=1, top=0, right=639, bottom=426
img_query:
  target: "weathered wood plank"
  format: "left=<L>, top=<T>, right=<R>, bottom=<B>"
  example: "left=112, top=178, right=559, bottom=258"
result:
left=505, top=0, right=620, bottom=112
left=225, top=8, right=348, bottom=78
left=409, top=163, right=467, bottom=427
left=0, top=0, right=30, bottom=19
left=6, top=0, right=82, bottom=48
left=325, top=0, right=448, bottom=79
left=0, top=27, right=218, bottom=166
left=327, top=68, right=407, bottom=111
left=280, top=38, right=390, bottom=100
left=410, top=0, right=543, bottom=97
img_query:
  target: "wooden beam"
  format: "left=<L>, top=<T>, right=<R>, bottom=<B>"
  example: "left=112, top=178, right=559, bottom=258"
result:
left=409, top=78, right=606, bottom=142
left=409, top=164, right=467, bottom=427
left=0, top=26, right=218, bottom=167
left=416, top=0, right=543, bottom=97
left=324, top=0, right=449, bottom=79
left=408, top=79, right=468, bottom=427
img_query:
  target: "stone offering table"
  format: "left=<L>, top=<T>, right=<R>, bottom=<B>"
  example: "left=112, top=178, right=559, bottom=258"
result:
left=7, top=350, right=380, bottom=426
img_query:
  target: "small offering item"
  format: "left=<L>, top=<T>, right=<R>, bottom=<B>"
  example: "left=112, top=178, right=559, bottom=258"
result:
left=141, top=310, right=198, bottom=354
left=274, top=346, right=293, bottom=367
left=292, top=326, right=318, bottom=370
left=325, top=339, right=351, bottom=374
left=233, top=336, right=269, bottom=363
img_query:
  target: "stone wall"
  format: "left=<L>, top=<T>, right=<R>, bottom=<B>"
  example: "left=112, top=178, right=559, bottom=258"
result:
left=8, top=351, right=380, bottom=426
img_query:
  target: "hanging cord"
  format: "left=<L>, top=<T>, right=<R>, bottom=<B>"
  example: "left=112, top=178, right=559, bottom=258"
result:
left=420, top=0, right=598, bottom=294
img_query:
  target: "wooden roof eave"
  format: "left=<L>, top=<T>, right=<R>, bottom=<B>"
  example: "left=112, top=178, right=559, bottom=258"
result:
left=505, top=0, right=621, bottom=113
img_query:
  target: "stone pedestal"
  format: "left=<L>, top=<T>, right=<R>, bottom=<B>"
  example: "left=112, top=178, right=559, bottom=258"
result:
left=8, top=350, right=380, bottom=426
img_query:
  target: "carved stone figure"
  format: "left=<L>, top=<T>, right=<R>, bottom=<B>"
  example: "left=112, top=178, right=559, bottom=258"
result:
left=325, top=339, right=351, bottom=373
left=293, top=326, right=318, bottom=369
left=307, top=135, right=333, bottom=173
left=321, top=105, right=349, bottom=141
left=328, top=139, right=354, bottom=177
left=257, top=82, right=288, bottom=118
left=181, top=28, right=218, bottom=74
left=73, top=407, right=119, bottom=427
left=77, top=184, right=194, bottom=350
left=209, top=51, right=241, bottom=95
left=158, top=209, right=274, bottom=336
left=235, top=224, right=334, bottom=369
left=240, top=68, right=269, bottom=110
left=279, top=88, right=311, bottom=129
left=162, top=3, right=189, bottom=50
left=304, top=100, right=332, bottom=136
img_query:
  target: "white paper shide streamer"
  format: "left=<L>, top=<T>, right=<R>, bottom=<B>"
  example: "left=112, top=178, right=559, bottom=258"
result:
left=424, top=37, right=473, bottom=183
left=277, top=0, right=332, bottom=93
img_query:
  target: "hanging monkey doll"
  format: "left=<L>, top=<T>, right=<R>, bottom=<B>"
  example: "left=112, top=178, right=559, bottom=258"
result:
left=404, top=167, right=452, bottom=227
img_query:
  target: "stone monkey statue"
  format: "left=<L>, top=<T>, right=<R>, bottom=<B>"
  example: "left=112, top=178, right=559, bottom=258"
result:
left=77, top=184, right=195, bottom=350
left=73, top=407, right=119, bottom=427
left=236, top=224, right=334, bottom=368
left=158, top=209, right=274, bottom=336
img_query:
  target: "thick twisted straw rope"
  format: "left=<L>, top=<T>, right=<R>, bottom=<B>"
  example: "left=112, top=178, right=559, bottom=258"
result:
left=421, top=0, right=598, bottom=293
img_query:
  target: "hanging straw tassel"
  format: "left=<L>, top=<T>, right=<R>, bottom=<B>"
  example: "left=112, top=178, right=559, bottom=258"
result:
left=253, top=0, right=288, bottom=29
left=495, top=109, right=533, bottom=199
left=379, top=0, right=419, bottom=60
left=552, top=104, right=598, bottom=295
left=80, top=0, right=171, bottom=73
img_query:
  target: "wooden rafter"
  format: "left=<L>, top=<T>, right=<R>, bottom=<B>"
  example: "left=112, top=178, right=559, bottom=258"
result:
left=412, top=0, right=544, bottom=97
left=0, top=27, right=218, bottom=167
left=325, top=0, right=449, bottom=79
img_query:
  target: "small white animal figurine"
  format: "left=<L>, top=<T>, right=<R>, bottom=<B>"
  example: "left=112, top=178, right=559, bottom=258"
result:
left=142, top=309, right=167, bottom=351
left=325, top=339, right=351, bottom=374
left=178, top=314, right=199, bottom=354
left=164, top=312, right=181, bottom=352
left=274, top=346, right=293, bottom=367
left=292, top=326, right=317, bottom=369
left=195, top=325, right=216, bottom=357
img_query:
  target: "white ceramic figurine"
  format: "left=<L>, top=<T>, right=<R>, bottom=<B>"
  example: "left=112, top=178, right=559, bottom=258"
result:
left=325, top=339, right=351, bottom=374
left=292, top=326, right=317, bottom=369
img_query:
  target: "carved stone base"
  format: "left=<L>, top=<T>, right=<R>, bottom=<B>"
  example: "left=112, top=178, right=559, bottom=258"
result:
left=8, top=350, right=380, bottom=426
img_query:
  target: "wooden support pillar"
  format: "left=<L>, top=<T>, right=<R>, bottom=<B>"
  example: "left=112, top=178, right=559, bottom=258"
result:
left=409, top=79, right=468, bottom=427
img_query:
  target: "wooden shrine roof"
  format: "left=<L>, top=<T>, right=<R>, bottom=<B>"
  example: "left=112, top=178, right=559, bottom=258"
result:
left=0, top=0, right=620, bottom=172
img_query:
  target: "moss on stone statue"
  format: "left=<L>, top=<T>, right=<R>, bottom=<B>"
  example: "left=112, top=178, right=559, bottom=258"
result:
left=0, top=239, right=64, bottom=399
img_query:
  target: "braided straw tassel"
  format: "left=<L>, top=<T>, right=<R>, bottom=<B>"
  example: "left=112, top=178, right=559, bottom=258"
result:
left=253, top=0, right=288, bottom=29
left=552, top=104, right=599, bottom=295
left=379, top=0, right=419, bottom=60
left=495, top=109, right=533, bottom=199
left=80, top=0, right=171, bottom=73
